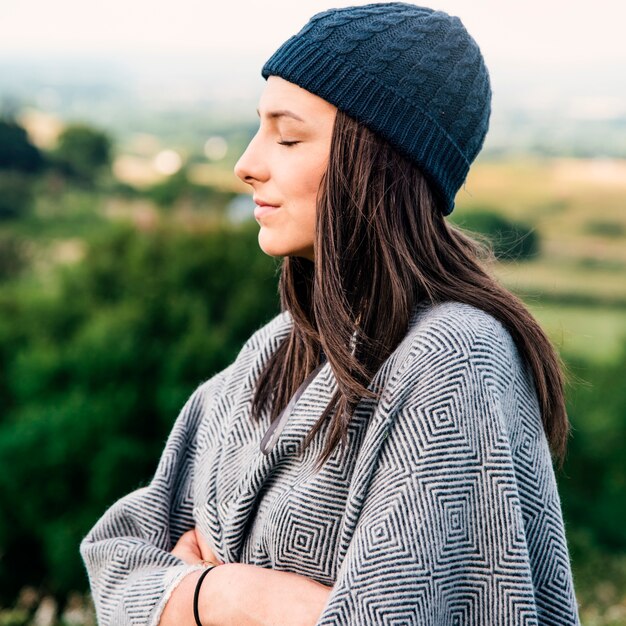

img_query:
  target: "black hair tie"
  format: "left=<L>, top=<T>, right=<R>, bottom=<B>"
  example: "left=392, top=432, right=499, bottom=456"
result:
left=193, top=565, right=217, bottom=626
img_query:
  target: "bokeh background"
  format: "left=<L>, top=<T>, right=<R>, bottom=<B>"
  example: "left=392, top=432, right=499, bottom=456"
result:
left=1, top=1, right=625, bottom=624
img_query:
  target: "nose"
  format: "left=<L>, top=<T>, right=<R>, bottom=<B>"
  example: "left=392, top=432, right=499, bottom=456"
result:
left=233, top=131, right=266, bottom=185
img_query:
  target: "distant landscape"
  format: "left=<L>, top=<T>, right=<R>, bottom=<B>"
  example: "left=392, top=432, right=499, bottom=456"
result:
left=0, top=52, right=625, bottom=626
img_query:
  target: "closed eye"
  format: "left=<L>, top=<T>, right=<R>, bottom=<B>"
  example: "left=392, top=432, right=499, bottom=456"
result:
left=277, top=140, right=300, bottom=147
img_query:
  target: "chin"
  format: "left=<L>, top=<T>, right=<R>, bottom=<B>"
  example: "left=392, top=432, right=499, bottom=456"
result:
left=257, top=233, right=313, bottom=261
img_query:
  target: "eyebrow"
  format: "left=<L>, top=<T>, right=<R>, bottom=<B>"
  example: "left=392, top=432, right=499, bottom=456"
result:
left=256, top=108, right=306, bottom=122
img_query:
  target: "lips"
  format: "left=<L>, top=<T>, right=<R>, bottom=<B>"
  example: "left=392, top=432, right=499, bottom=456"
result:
left=253, top=196, right=280, bottom=220
left=254, top=204, right=280, bottom=219
left=253, top=197, right=279, bottom=208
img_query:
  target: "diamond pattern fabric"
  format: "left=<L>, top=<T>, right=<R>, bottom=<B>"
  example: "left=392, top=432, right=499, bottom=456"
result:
left=80, top=301, right=581, bottom=625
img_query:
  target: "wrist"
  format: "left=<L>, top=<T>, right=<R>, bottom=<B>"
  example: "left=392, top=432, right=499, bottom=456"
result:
left=196, top=562, right=231, bottom=626
left=158, top=568, right=204, bottom=626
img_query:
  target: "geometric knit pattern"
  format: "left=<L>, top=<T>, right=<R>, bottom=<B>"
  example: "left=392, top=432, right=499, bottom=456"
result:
left=80, top=301, right=581, bottom=625
left=261, top=3, right=492, bottom=215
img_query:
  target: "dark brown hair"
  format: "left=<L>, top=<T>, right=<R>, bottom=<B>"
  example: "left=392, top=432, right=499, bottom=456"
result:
left=251, top=108, right=572, bottom=472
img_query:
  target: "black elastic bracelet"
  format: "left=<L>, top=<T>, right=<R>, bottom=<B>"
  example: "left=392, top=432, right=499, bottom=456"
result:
left=193, top=565, right=216, bottom=626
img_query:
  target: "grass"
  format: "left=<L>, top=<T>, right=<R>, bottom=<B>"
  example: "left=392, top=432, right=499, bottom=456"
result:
left=526, top=302, right=626, bottom=365
left=493, top=259, right=626, bottom=305
left=454, top=156, right=626, bottom=367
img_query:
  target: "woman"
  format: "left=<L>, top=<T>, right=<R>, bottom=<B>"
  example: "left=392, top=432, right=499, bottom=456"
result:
left=80, top=3, right=581, bottom=625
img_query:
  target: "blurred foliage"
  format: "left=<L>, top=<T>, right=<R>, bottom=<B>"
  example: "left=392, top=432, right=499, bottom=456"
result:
left=0, top=117, right=44, bottom=220
left=0, top=171, right=36, bottom=220
left=583, top=219, right=625, bottom=238
left=145, top=167, right=192, bottom=207
left=0, top=221, right=280, bottom=601
left=0, top=609, right=30, bottom=626
left=0, top=232, right=28, bottom=280
left=560, top=344, right=626, bottom=551
left=0, top=118, right=45, bottom=174
left=50, top=123, right=112, bottom=184
left=557, top=344, right=626, bottom=623
left=452, top=208, right=541, bottom=261
left=145, top=166, right=237, bottom=211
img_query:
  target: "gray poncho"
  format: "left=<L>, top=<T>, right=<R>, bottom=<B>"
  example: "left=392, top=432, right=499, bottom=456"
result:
left=80, top=301, right=581, bottom=625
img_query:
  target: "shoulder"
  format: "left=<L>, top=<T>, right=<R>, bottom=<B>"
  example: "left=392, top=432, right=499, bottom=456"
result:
left=399, top=300, right=521, bottom=397
left=385, top=302, right=531, bottom=456
left=410, top=300, right=517, bottom=360
left=410, top=300, right=514, bottom=350
left=232, top=309, right=293, bottom=374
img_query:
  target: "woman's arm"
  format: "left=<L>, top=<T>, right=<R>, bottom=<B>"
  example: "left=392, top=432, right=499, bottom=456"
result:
left=160, top=527, right=332, bottom=626
left=160, top=563, right=332, bottom=626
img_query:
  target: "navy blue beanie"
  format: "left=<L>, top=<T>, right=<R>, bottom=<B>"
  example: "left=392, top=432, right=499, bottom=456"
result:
left=261, top=2, right=492, bottom=216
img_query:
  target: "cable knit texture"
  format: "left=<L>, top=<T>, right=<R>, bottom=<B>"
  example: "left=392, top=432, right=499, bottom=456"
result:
left=261, top=2, right=492, bottom=216
left=80, top=301, right=581, bottom=625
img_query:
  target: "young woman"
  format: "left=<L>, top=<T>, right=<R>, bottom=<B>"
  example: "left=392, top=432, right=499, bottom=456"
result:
left=80, top=3, right=581, bottom=625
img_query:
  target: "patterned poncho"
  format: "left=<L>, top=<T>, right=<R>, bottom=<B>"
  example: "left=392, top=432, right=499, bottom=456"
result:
left=80, top=301, right=581, bottom=625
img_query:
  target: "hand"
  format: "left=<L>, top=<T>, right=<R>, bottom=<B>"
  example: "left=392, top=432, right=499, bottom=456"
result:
left=171, top=528, right=224, bottom=567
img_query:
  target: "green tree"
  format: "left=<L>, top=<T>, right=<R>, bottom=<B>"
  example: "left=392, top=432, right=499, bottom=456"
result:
left=0, top=118, right=45, bottom=173
left=146, top=166, right=191, bottom=208
left=0, top=117, right=45, bottom=220
left=51, top=123, right=112, bottom=184
left=145, top=166, right=236, bottom=212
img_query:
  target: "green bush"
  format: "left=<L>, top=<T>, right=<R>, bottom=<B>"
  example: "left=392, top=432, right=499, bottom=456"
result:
left=557, top=340, right=626, bottom=620
left=0, top=171, right=36, bottom=220
left=452, top=209, right=541, bottom=261
left=559, top=339, right=626, bottom=552
left=0, top=233, right=28, bottom=279
left=0, top=221, right=280, bottom=601
left=584, top=219, right=625, bottom=238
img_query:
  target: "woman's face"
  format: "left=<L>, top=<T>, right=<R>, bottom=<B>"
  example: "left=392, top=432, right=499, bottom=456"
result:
left=234, top=75, right=337, bottom=262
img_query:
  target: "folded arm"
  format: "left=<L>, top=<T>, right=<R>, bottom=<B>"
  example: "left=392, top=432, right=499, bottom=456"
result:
left=160, top=562, right=332, bottom=626
left=159, top=527, right=332, bottom=626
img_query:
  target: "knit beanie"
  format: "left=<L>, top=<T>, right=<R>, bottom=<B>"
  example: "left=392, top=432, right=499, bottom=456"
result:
left=261, top=2, right=492, bottom=216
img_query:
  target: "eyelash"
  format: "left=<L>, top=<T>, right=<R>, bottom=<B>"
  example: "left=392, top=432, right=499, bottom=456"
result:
left=277, top=140, right=300, bottom=147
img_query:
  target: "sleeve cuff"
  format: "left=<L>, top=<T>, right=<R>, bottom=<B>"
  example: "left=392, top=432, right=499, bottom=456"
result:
left=146, top=563, right=206, bottom=626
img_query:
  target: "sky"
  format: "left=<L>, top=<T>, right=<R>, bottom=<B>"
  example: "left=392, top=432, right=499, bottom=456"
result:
left=2, top=0, right=625, bottom=117
left=2, top=0, right=625, bottom=69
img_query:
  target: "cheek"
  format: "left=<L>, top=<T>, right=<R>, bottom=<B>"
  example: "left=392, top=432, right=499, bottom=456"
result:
left=293, top=152, right=328, bottom=202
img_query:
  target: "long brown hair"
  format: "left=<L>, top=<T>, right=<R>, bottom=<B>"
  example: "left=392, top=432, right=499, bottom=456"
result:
left=250, top=108, right=572, bottom=472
